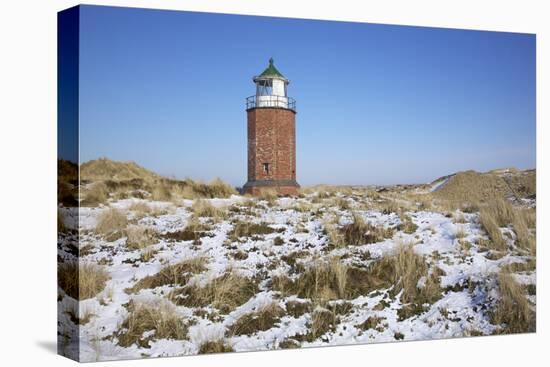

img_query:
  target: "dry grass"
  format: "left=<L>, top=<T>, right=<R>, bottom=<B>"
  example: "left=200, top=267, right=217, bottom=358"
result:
left=399, top=214, right=418, bottom=234
left=198, top=340, right=234, bottom=354
left=191, top=199, right=227, bottom=220
left=453, top=211, right=467, bottom=224
left=95, top=208, right=128, bottom=238
left=346, top=243, right=442, bottom=308
left=116, top=300, right=188, bottom=348
left=228, top=221, right=278, bottom=241
left=172, top=272, right=258, bottom=313
left=479, top=207, right=507, bottom=251
left=125, top=225, right=157, bottom=250
left=58, top=262, right=110, bottom=300
left=476, top=198, right=535, bottom=253
left=258, top=189, right=278, bottom=206
left=272, top=257, right=348, bottom=302
left=296, top=308, right=339, bottom=342
left=454, top=225, right=467, bottom=239
left=339, top=212, right=394, bottom=246
left=82, top=182, right=109, bottom=207
left=323, top=218, right=345, bottom=249
left=293, top=201, right=313, bottom=213
left=512, top=208, right=536, bottom=254
left=151, top=182, right=173, bottom=201
left=227, top=302, right=285, bottom=336
left=331, top=257, right=348, bottom=300
left=379, top=200, right=400, bottom=215
left=127, top=257, right=207, bottom=293
left=128, top=201, right=152, bottom=218
left=358, top=316, right=384, bottom=331
left=82, top=159, right=238, bottom=204
left=390, top=243, right=439, bottom=304
left=491, top=270, right=535, bottom=334
left=285, top=300, right=313, bottom=318
left=161, top=217, right=213, bottom=243
left=58, top=209, right=67, bottom=233
left=140, top=247, right=159, bottom=262
left=433, top=171, right=512, bottom=205
left=189, top=178, right=238, bottom=199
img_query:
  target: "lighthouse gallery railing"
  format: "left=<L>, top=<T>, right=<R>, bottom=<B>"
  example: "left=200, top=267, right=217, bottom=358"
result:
left=246, top=95, right=296, bottom=112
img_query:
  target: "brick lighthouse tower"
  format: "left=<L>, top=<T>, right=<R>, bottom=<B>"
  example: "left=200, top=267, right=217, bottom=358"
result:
left=243, top=58, right=300, bottom=196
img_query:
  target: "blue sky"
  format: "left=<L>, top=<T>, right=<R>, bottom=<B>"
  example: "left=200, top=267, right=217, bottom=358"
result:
left=77, top=5, right=536, bottom=186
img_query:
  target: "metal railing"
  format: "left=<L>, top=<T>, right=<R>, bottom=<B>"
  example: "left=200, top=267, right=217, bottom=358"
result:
left=246, top=95, right=296, bottom=112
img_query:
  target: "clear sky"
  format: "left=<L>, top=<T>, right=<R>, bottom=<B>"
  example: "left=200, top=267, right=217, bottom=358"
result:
left=77, top=5, right=536, bottom=186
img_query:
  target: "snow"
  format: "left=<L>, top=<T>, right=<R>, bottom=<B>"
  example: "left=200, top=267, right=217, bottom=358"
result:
left=429, top=177, right=450, bottom=192
left=57, top=190, right=536, bottom=362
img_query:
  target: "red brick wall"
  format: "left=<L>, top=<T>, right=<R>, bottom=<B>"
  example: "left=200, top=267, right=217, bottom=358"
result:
left=245, top=108, right=298, bottom=195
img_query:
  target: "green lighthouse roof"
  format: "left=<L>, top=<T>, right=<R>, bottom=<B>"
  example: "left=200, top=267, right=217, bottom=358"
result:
left=258, top=57, right=286, bottom=79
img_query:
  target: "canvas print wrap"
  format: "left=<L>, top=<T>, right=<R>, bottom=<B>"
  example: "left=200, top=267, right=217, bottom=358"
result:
left=57, top=5, right=536, bottom=362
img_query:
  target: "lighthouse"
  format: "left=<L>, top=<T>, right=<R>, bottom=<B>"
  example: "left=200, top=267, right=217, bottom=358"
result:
left=243, top=58, right=300, bottom=196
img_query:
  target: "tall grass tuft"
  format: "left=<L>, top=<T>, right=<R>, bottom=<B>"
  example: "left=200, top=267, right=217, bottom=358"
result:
left=58, top=262, right=110, bottom=300
left=491, top=270, right=535, bottom=334
left=116, top=300, right=189, bottom=348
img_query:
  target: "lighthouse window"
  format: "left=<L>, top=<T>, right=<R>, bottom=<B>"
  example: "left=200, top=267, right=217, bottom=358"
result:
left=263, top=163, right=270, bottom=174
left=258, top=80, right=273, bottom=96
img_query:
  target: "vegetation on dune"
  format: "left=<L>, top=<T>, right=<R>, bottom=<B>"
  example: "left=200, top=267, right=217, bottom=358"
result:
left=228, top=221, right=280, bottom=241
left=198, top=340, right=234, bottom=354
left=58, top=159, right=79, bottom=206
left=432, top=169, right=535, bottom=207
left=58, top=262, right=110, bottom=300
left=273, top=243, right=442, bottom=314
left=191, top=199, right=228, bottom=220
left=491, top=270, right=535, bottom=334
left=79, top=158, right=237, bottom=202
left=60, top=164, right=536, bottom=356
left=227, top=302, right=285, bottom=336
left=171, top=272, right=258, bottom=313
left=324, top=212, right=394, bottom=248
left=125, top=225, right=157, bottom=250
left=95, top=208, right=128, bottom=240
left=127, top=257, right=207, bottom=293
left=116, top=300, right=189, bottom=348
